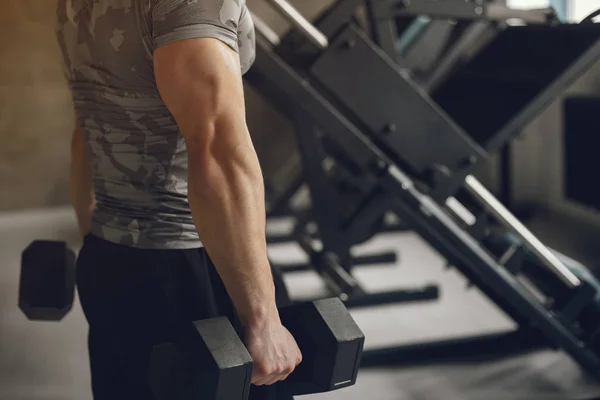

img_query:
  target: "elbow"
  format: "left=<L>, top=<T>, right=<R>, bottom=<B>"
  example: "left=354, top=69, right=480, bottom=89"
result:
left=184, top=121, right=217, bottom=157
left=186, top=132, right=261, bottom=193
left=186, top=132, right=235, bottom=183
left=185, top=118, right=254, bottom=177
left=186, top=133, right=223, bottom=189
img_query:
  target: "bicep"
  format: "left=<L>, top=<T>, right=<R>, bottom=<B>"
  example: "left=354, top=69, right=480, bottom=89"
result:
left=153, top=38, right=247, bottom=146
left=151, top=0, right=254, bottom=145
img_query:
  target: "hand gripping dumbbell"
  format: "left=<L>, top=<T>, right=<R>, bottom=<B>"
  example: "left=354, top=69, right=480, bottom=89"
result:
left=149, top=297, right=365, bottom=400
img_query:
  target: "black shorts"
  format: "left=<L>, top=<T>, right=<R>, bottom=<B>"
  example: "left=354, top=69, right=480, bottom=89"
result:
left=76, top=234, right=291, bottom=400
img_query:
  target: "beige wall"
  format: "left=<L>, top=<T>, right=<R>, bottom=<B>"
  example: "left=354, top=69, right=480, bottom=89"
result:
left=0, top=0, right=74, bottom=211
left=507, top=61, right=600, bottom=226
left=476, top=60, right=600, bottom=198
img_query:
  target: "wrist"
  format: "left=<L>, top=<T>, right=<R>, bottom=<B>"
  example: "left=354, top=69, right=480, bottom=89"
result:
left=239, top=300, right=279, bottom=329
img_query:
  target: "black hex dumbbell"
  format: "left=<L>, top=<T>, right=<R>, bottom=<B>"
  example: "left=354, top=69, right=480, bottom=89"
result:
left=19, top=240, right=77, bottom=321
left=149, top=297, right=365, bottom=400
left=278, top=298, right=364, bottom=396
left=149, top=317, right=254, bottom=400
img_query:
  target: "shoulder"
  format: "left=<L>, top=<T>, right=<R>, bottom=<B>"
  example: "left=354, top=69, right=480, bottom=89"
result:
left=152, top=0, right=245, bottom=27
left=152, top=0, right=248, bottom=52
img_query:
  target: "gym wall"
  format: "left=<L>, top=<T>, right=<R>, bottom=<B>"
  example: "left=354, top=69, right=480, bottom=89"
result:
left=570, top=0, right=600, bottom=22
left=0, top=0, right=333, bottom=212
left=507, top=61, right=600, bottom=223
left=0, top=0, right=73, bottom=211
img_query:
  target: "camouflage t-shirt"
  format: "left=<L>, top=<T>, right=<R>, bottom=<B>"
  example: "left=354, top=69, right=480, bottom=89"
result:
left=55, top=0, right=256, bottom=249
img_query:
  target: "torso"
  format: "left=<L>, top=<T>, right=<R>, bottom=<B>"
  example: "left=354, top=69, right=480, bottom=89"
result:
left=55, top=0, right=255, bottom=249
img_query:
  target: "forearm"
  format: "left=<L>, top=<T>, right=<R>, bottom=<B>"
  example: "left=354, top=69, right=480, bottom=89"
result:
left=187, top=127, right=276, bottom=326
left=70, top=125, right=95, bottom=236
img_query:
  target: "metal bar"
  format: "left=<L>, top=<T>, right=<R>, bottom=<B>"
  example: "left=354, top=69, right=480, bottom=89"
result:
left=279, top=252, right=398, bottom=273
left=394, top=0, right=487, bottom=20
left=342, top=285, right=439, bottom=309
left=297, top=233, right=360, bottom=298
left=445, top=196, right=476, bottom=226
left=392, top=0, right=557, bottom=24
left=375, top=18, right=399, bottom=60
left=382, top=167, right=600, bottom=377
left=313, top=0, right=366, bottom=38
left=290, top=111, right=352, bottom=260
left=486, top=4, right=557, bottom=24
left=425, top=20, right=495, bottom=92
left=366, top=0, right=399, bottom=60
left=396, top=17, right=431, bottom=55
left=343, top=191, right=391, bottom=246
left=251, top=11, right=281, bottom=46
left=464, top=175, right=580, bottom=288
left=266, top=232, right=296, bottom=244
left=291, top=285, right=439, bottom=309
left=360, top=330, right=544, bottom=367
left=351, top=252, right=397, bottom=266
left=264, top=0, right=329, bottom=49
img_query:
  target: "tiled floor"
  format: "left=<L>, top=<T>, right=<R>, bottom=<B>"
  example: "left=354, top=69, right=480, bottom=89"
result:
left=1, top=208, right=599, bottom=400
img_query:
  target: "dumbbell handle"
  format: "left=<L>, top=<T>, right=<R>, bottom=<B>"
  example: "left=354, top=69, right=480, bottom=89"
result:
left=464, top=175, right=580, bottom=288
left=260, top=0, right=329, bottom=49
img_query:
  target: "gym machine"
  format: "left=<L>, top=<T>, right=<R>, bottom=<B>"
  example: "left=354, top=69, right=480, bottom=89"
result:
left=255, top=3, right=443, bottom=311
left=262, top=122, right=408, bottom=267
left=245, top=0, right=600, bottom=378
left=364, top=0, right=559, bottom=67
left=259, top=98, right=441, bottom=310
left=263, top=150, right=410, bottom=287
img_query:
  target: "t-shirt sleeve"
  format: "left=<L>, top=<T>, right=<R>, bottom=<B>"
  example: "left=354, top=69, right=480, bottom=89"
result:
left=152, top=0, right=242, bottom=52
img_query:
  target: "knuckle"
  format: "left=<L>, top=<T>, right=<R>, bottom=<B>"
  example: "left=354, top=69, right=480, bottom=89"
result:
left=275, top=363, right=286, bottom=375
left=256, top=364, right=271, bottom=376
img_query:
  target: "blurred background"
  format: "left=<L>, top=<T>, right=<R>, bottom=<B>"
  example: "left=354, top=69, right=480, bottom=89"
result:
left=2, top=0, right=600, bottom=399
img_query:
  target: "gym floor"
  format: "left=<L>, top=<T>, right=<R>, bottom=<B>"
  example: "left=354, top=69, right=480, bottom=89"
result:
left=1, top=208, right=599, bottom=400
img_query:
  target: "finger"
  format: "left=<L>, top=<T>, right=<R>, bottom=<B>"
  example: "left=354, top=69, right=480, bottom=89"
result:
left=263, top=376, right=281, bottom=386
left=264, top=373, right=285, bottom=386
left=271, top=366, right=294, bottom=384
left=251, top=373, right=268, bottom=386
left=278, top=373, right=291, bottom=382
left=252, top=376, right=268, bottom=386
left=253, top=372, right=276, bottom=386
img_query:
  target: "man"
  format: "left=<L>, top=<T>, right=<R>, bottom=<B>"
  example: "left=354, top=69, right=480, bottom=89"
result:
left=55, top=0, right=302, bottom=399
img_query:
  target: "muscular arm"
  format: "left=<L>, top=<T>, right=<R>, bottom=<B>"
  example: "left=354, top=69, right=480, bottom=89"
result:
left=70, top=113, right=95, bottom=236
left=154, top=38, right=277, bottom=326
